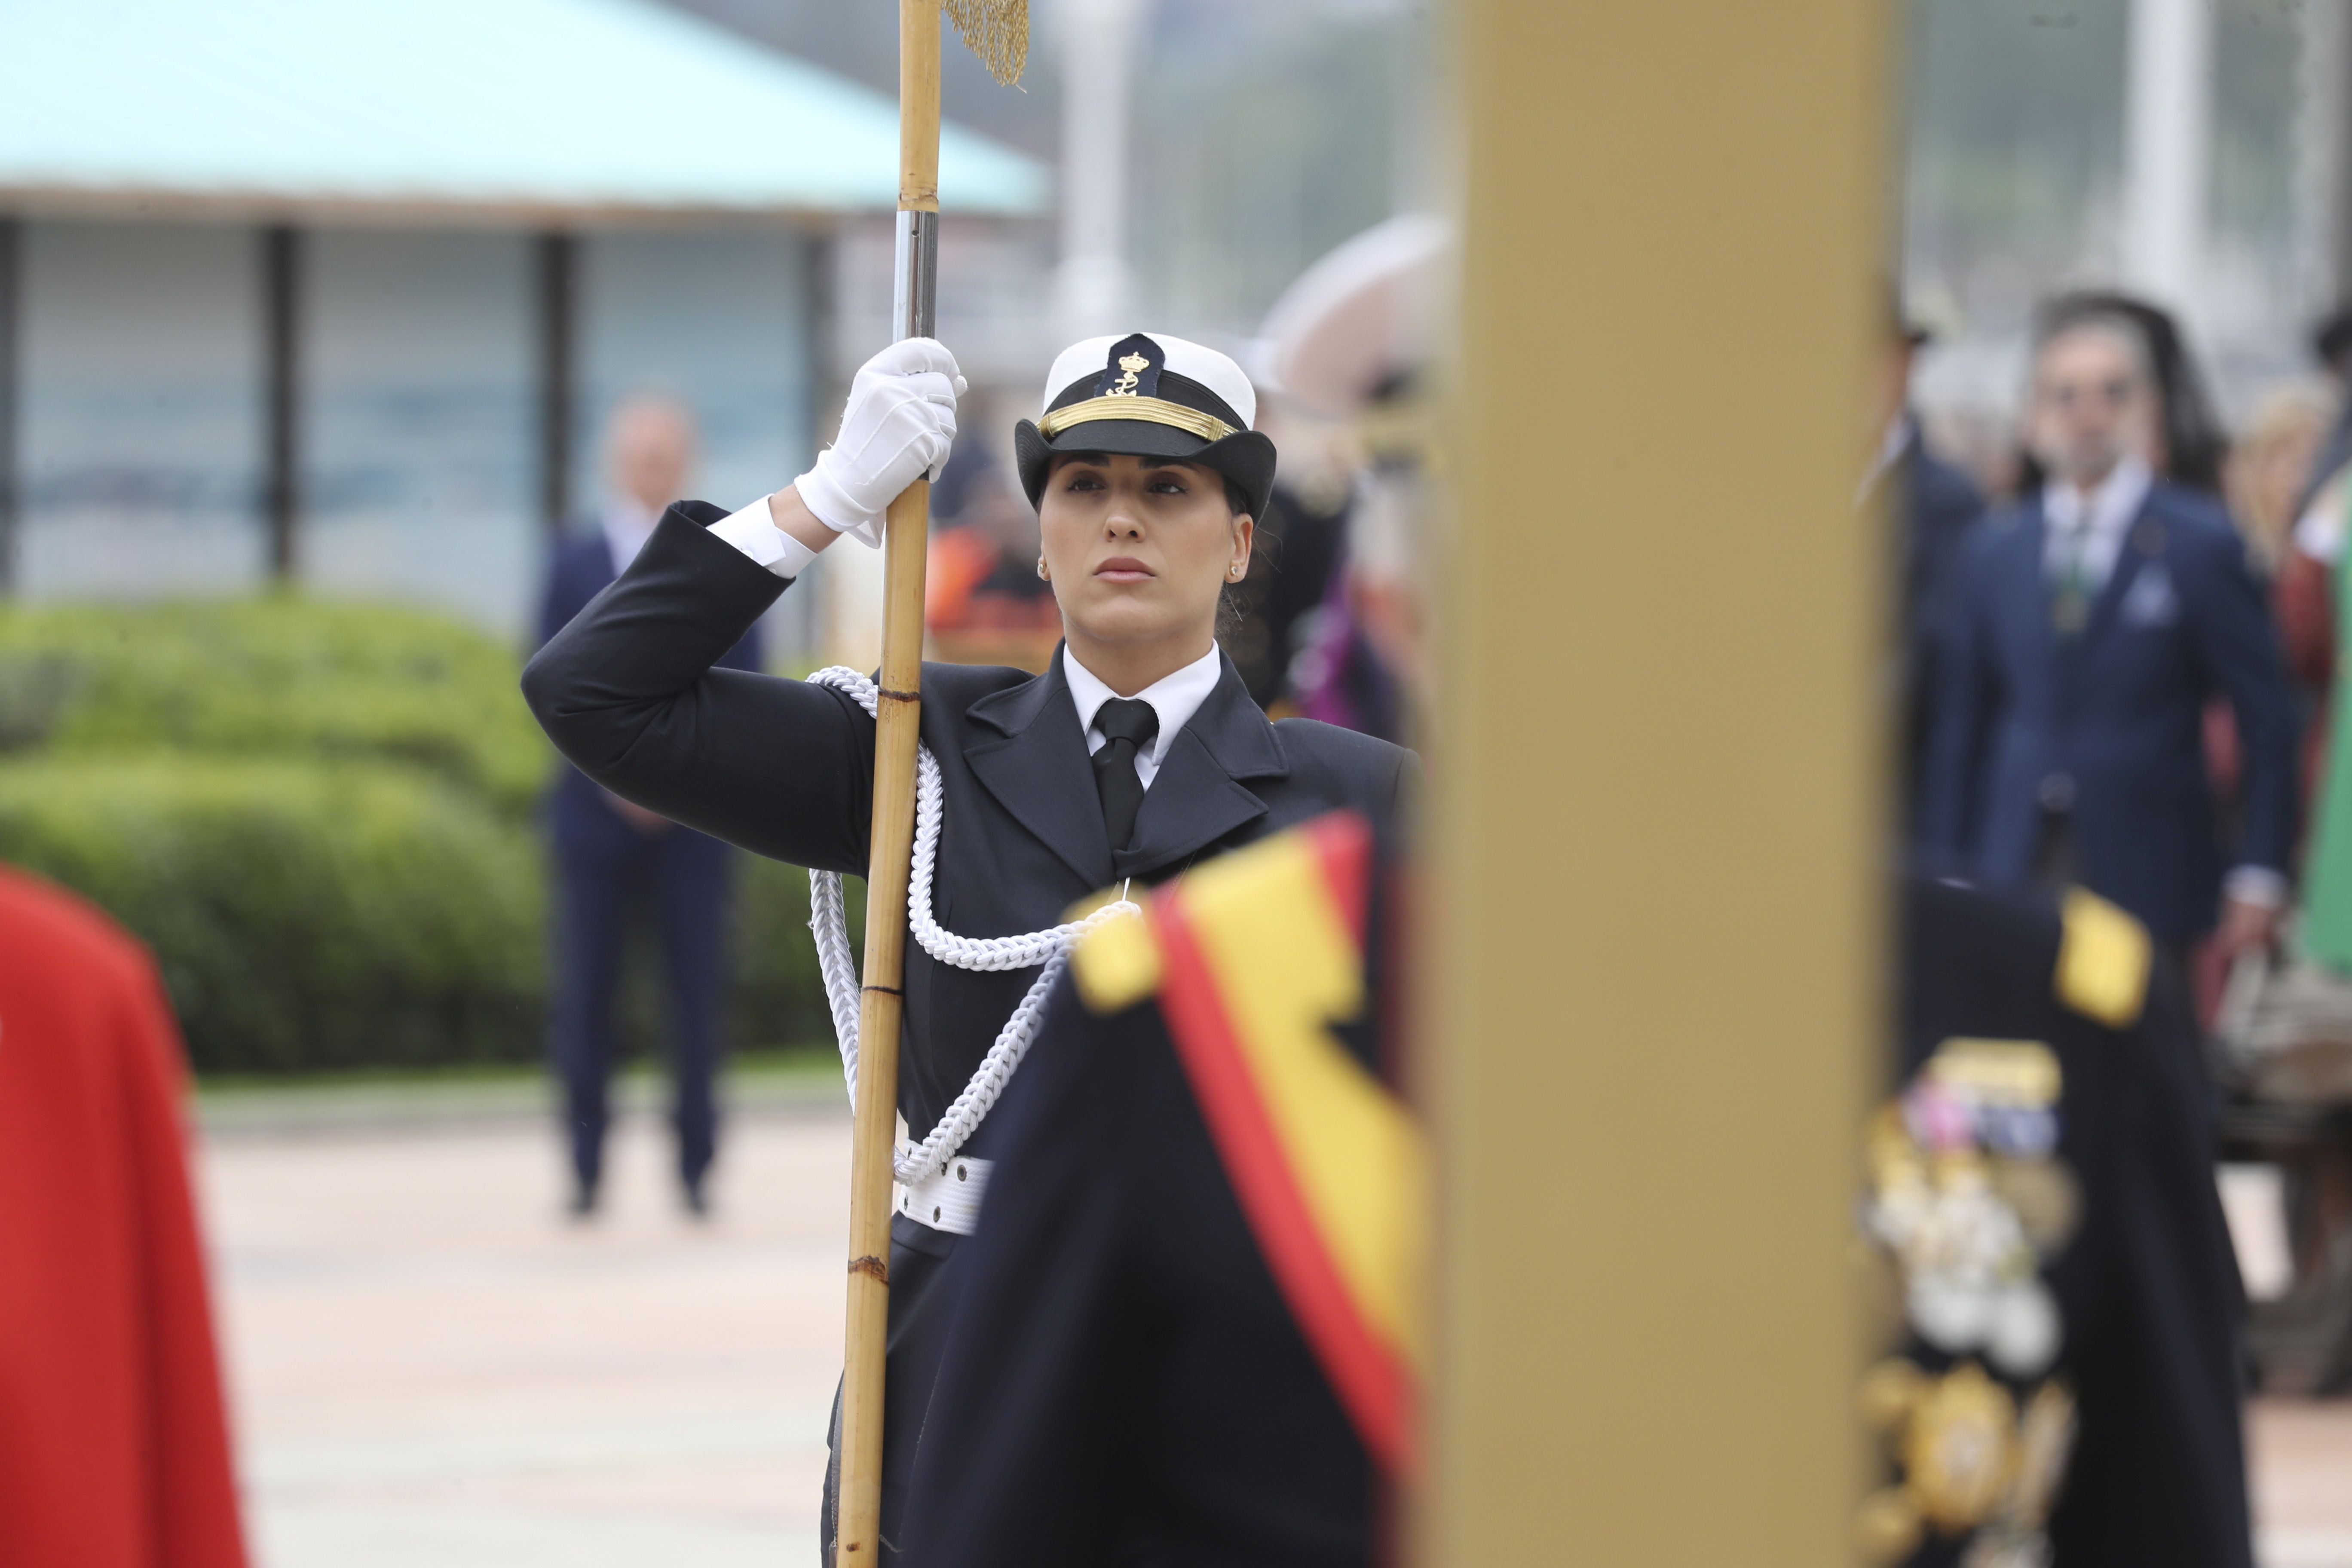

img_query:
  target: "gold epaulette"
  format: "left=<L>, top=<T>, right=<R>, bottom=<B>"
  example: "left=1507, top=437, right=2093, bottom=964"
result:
left=1073, top=897, right=1164, bottom=1012
left=2053, top=888, right=2150, bottom=1029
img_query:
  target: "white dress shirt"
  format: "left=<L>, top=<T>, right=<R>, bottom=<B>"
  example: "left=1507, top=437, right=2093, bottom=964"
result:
left=602, top=499, right=662, bottom=576
left=2040, top=454, right=2152, bottom=594
left=712, top=495, right=821, bottom=579
left=1062, top=643, right=1223, bottom=790
left=1856, top=412, right=1912, bottom=505
left=2295, top=477, right=2347, bottom=566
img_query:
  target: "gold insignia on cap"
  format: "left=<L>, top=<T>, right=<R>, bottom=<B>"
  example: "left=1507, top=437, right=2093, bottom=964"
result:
left=2054, top=888, right=2150, bottom=1028
left=1109, top=351, right=1149, bottom=395
left=1038, top=395, right=1238, bottom=445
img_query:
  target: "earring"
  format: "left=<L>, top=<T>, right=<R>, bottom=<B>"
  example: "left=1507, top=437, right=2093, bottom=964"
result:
left=1036, top=556, right=1050, bottom=581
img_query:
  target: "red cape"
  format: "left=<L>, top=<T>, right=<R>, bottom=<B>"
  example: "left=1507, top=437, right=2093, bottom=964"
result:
left=0, top=866, right=249, bottom=1568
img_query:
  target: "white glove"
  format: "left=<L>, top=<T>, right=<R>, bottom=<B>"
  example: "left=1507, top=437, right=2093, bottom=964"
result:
left=793, top=337, right=966, bottom=548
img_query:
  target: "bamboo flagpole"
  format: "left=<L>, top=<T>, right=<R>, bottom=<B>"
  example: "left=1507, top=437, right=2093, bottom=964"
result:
left=835, top=3, right=1025, bottom=1561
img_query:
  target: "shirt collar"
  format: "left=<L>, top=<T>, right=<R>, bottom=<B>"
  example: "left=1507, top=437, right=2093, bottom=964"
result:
left=1857, top=411, right=1914, bottom=503
left=1062, top=643, right=1225, bottom=765
left=602, top=499, right=662, bottom=573
left=2043, top=452, right=2152, bottom=536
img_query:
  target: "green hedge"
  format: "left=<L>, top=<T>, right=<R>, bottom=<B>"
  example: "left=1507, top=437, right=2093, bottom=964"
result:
left=727, top=853, right=860, bottom=1058
left=0, top=758, right=545, bottom=1073
left=0, top=597, right=849, bottom=1076
left=0, top=598, right=550, bottom=816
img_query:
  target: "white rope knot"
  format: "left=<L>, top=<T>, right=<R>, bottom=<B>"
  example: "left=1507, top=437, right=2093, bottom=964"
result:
left=804, top=666, right=1140, bottom=1185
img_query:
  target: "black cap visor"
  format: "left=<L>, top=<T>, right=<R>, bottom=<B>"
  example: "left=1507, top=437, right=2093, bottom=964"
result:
left=1016, top=416, right=1277, bottom=519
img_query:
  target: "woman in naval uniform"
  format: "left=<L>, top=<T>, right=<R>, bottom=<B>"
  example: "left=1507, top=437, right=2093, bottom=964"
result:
left=523, top=329, right=1415, bottom=1560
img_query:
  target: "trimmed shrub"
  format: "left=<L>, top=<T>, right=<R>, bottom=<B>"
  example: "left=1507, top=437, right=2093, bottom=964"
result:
left=0, top=596, right=846, bottom=1075
left=0, top=599, right=550, bottom=815
left=0, top=758, right=545, bottom=1073
left=728, top=853, right=861, bottom=1057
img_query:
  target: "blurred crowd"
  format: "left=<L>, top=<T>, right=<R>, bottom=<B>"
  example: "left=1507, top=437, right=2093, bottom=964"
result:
left=1886, top=286, right=2352, bottom=1395
left=1888, top=289, right=2352, bottom=993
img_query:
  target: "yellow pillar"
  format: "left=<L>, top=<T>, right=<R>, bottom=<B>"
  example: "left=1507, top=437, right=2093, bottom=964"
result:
left=1434, top=4, right=1886, bottom=1562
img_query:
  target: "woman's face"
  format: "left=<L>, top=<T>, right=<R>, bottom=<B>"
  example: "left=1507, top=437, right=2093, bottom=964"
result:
left=1038, top=453, right=1252, bottom=652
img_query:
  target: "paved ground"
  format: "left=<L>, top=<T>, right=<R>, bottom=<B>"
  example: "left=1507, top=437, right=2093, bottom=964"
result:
left=199, top=1101, right=850, bottom=1567
left=197, top=1096, right=2352, bottom=1566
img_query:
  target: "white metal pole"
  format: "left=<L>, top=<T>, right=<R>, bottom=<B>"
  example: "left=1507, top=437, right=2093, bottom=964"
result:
left=2121, top=0, right=2212, bottom=316
left=1054, top=0, right=1142, bottom=340
left=2297, top=0, right=2352, bottom=313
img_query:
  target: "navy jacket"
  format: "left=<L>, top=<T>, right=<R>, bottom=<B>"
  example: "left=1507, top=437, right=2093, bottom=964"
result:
left=537, top=523, right=764, bottom=851
left=1919, top=481, right=2297, bottom=940
left=521, top=502, right=1416, bottom=1142
left=1886, top=425, right=1984, bottom=825
left=907, top=978, right=1376, bottom=1568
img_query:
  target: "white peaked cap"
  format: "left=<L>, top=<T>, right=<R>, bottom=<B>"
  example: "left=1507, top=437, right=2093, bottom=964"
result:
left=1041, top=332, right=1258, bottom=429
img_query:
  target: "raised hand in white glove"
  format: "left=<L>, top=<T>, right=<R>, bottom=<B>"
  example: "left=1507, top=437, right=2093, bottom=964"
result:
left=792, top=337, right=966, bottom=548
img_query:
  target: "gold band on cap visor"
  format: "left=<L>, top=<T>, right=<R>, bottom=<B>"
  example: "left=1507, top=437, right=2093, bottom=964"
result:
left=1035, top=394, right=1237, bottom=444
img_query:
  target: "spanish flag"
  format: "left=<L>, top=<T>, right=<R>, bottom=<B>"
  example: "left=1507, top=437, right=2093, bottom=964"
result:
left=1074, top=812, right=1427, bottom=1474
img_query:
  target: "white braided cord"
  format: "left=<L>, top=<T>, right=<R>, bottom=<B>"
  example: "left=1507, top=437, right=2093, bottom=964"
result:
left=802, top=666, right=1139, bottom=1184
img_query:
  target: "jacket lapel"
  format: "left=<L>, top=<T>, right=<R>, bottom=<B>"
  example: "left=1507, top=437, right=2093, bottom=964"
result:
left=2006, top=502, right=2055, bottom=669
left=964, top=652, right=1117, bottom=888
left=2077, top=499, right=2160, bottom=652
left=1116, top=655, right=1289, bottom=881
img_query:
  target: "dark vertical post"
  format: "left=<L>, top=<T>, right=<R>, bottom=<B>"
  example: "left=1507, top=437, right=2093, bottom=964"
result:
left=0, top=217, right=20, bottom=596
left=537, top=231, right=576, bottom=539
left=260, top=224, right=301, bottom=583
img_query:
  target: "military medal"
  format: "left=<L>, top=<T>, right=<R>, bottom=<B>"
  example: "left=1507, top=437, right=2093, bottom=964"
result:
left=1986, top=1280, right=2060, bottom=1378
left=1991, top=1159, right=2079, bottom=1253
left=1904, top=1362, right=2017, bottom=1531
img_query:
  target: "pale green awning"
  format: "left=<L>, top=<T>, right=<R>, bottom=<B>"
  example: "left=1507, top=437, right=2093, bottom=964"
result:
left=0, top=0, right=1048, bottom=220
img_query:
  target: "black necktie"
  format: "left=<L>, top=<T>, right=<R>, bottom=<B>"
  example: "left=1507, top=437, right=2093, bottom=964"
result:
left=1090, top=698, right=1159, bottom=851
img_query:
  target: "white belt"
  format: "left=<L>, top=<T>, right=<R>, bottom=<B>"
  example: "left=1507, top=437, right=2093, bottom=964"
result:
left=897, top=1152, right=993, bottom=1236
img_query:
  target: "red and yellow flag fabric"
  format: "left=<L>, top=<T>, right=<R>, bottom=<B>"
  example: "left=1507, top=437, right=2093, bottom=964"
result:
left=1073, top=812, right=1427, bottom=1474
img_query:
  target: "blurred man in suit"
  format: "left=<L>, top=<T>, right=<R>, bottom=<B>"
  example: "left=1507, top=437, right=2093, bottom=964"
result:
left=1920, top=305, right=2297, bottom=961
left=538, top=398, right=763, bottom=1216
left=1863, top=299, right=1983, bottom=832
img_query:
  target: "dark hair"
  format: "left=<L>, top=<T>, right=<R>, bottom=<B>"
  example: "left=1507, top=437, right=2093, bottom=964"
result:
left=2019, top=290, right=2227, bottom=496
left=2315, top=306, right=2352, bottom=374
left=1215, top=478, right=1254, bottom=639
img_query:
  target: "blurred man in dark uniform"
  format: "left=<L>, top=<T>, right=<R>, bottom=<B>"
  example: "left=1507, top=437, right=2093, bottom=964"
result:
left=907, top=814, right=1411, bottom=1568
left=1861, top=876, right=2253, bottom=1567
left=537, top=397, right=763, bottom=1216
left=1864, top=300, right=1983, bottom=833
